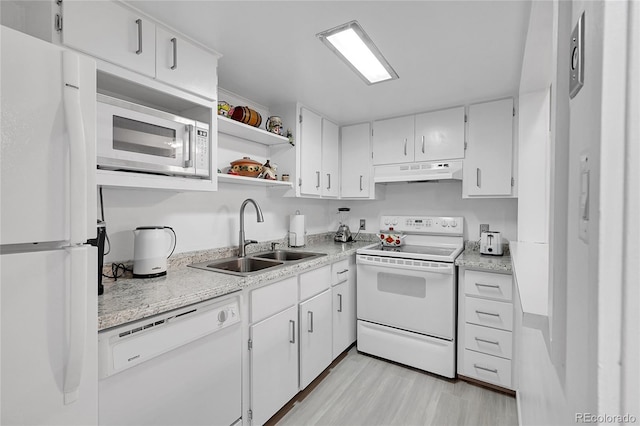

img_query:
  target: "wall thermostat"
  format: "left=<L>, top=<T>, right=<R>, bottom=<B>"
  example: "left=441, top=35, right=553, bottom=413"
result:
left=570, top=12, right=585, bottom=99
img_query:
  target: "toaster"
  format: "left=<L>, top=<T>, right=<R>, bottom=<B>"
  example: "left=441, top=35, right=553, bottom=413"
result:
left=480, top=231, right=503, bottom=256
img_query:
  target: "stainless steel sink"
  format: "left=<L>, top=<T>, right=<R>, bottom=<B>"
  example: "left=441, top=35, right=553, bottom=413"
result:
left=252, top=250, right=326, bottom=262
left=190, top=257, right=284, bottom=276
left=189, top=250, right=326, bottom=276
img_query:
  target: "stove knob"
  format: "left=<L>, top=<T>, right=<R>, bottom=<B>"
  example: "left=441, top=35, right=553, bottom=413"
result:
left=441, top=220, right=447, bottom=227
left=218, top=310, right=228, bottom=323
left=451, top=221, right=457, bottom=228
left=392, top=218, right=398, bottom=225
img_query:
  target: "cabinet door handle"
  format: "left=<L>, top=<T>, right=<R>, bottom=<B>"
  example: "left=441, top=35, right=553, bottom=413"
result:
left=476, top=168, right=481, bottom=188
left=316, top=171, right=320, bottom=189
left=289, top=320, right=296, bottom=343
left=337, top=294, right=343, bottom=312
left=171, top=37, right=178, bottom=70
left=404, top=138, right=407, bottom=156
left=475, top=310, right=500, bottom=317
left=422, top=135, right=425, bottom=154
left=475, top=337, right=500, bottom=345
left=475, top=282, right=500, bottom=289
left=327, top=173, right=331, bottom=190
left=307, top=311, right=314, bottom=333
left=359, top=175, right=363, bottom=191
left=135, top=19, right=143, bottom=55
left=473, top=364, right=498, bottom=374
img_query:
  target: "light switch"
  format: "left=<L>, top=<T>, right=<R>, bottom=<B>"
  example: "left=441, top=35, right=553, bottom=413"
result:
left=579, top=154, right=589, bottom=243
left=570, top=12, right=585, bottom=99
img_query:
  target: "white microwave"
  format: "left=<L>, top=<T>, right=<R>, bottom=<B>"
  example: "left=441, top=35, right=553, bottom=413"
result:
left=97, top=94, right=210, bottom=178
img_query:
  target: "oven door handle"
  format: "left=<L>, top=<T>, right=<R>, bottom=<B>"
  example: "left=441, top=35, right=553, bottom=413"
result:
left=356, top=255, right=454, bottom=274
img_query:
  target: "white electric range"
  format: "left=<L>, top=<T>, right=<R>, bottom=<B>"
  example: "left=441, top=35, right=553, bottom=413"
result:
left=356, top=215, right=464, bottom=378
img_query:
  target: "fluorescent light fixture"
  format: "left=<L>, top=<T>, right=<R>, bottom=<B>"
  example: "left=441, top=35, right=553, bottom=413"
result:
left=317, top=20, right=398, bottom=85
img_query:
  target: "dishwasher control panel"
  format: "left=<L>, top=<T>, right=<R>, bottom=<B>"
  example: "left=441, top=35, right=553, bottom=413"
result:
left=98, top=296, right=241, bottom=379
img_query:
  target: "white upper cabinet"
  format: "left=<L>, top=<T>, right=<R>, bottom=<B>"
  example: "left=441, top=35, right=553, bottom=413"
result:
left=372, top=115, right=415, bottom=165
left=321, top=119, right=340, bottom=198
left=340, top=123, right=372, bottom=199
left=414, top=106, right=465, bottom=161
left=155, top=27, right=217, bottom=100
left=299, top=107, right=323, bottom=196
left=463, top=98, right=514, bottom=197
left=62, top=1, right=218, bottom=101
left=62, top=1, right=156, bottom=78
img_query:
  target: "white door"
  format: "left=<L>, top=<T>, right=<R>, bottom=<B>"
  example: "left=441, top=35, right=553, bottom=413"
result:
left=340, top=123, right=371, bottom=198
left=332, top=275, right=357, bottom=358
left=1, top=248, right=98, bottom=425
left=299, top=108, right=323, bottom=196
left=356, top=258, right=455, bottom=340
left=250, top=306, right=298, bottom=426
left=155, top=27, right=218, bottom=100
left=62, top=1, right=156, bottom=77
left=372, top=115, right=414, bottom=165
left=414, top=106, right=465, bottom=161
left=464, top=98, right=514, bottom=196
left=1, top=26, right=96, bottom=245
left=299, top=290, right=333, bottom=389
left=321, top=119, right=340, bottom=198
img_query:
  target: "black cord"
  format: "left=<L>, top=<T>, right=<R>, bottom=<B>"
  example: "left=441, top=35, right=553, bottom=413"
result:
left=102, top=263, right=131, bottom=281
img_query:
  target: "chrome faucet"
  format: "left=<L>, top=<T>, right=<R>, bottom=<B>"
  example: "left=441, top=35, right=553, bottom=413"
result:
left=238, top=198, right=264, bottom=257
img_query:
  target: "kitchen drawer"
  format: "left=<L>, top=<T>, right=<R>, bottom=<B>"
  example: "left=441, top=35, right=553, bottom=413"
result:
left=331, top=259, right=350, bottom=286
left=250, top=276, right=297, bottom=323
left=464, top=323, right=513, bottom=359
left=465, top=297, right=513, bottom=331
left=463, top=349, right=512, bottom=389
left=300, top=265, right=331, bottom=301
left=464, top=270, right=512, bottom=301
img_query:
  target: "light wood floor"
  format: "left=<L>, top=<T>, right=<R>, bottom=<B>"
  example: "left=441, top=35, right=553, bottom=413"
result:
left=274, top=347, right=518, bottom=426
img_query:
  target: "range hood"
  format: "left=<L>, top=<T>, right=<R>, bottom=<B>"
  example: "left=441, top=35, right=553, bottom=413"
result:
left=374, top=160, right=463, bottom=183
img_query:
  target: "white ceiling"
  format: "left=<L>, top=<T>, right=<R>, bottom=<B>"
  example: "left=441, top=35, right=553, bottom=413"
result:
left=127, top=1, right=532, bottom=125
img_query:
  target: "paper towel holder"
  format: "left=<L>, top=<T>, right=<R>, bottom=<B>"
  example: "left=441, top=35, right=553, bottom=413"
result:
left=289, top=210, right=306, bottom=247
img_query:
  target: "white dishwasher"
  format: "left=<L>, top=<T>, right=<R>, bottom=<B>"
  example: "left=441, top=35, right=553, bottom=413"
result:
left=98, top=294, right=242, bottom=426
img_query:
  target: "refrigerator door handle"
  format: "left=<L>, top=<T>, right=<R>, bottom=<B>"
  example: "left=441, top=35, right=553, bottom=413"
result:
left=63, top=246, right=88, bottom=404
left=62, top=51, right=87, bottom=245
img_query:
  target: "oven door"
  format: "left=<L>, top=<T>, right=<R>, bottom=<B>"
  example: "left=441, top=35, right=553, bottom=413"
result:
left=97, top=96, right=197, bottom=176
left=356, top=254, right=455, bottom=340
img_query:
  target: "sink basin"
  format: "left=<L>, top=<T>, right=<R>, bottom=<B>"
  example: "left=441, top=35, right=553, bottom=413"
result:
left=190, top=257, right=284, bottom=276
left=252, top=250, right=326, bottom=262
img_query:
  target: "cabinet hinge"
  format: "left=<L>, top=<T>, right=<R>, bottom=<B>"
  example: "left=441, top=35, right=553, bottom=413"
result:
left=248, top=339, right=252, bottom=350
left=248, top=410, right=253, bottom=421
left=464, top=142, right=468, bottom=150
left=511, top=177, right=515, bottom=187
left=298, top=178, right=302, bottom=187
left=371, top=152, right=374, bottom=159
left=464, top=114, right=468, bottom=123
left=371, top=128, right=374, bottom=137
left=513, top=107, right=516, bottom=117
left=55, top=14, right=63, bottom=32
left=56, top=0, right=62, bottom=5
left=299, top=114, right=303, bottom=124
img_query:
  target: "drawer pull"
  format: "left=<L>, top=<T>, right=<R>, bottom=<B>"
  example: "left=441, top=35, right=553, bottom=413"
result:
left=337, top=269, right=349, bottom=275
left=474, top=364, right=498, bottom=374
left=475, top=337, right=500, bottom=345
left=475, top=310, right=500, bottom=317
left=475, top=282, right=500, bottom=289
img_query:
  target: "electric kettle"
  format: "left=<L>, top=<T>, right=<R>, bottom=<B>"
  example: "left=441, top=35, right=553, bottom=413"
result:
left=133, top=226, right=177, bottom=278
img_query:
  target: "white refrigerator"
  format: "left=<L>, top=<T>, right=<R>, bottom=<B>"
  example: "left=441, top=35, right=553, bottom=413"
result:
left=1, top=26, right=98, bottom=424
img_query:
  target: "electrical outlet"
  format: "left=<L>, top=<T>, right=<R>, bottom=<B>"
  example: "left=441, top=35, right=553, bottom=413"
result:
left=359, top=219, right=366, bottom=230
left=480, top=224, right=490, bottom=234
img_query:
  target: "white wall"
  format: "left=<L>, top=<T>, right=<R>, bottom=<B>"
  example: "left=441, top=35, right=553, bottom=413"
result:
left=101, top=180, right=517, bottom=263
left=342, top=181, right=517, bottom=242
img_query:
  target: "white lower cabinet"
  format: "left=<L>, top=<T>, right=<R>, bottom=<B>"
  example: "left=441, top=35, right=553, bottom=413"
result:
left=457, top=268, right=516, bottom=390
left=249, top=305, right=298, bottom=426
left=247, top=257, right=357, bottom=424
left=299, top=289, right=333, bottom=389
left=332, top=258, right=356, bottom=358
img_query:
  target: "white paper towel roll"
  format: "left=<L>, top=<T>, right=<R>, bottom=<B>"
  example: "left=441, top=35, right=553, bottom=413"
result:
left=289, top=212, right=305, bottom=247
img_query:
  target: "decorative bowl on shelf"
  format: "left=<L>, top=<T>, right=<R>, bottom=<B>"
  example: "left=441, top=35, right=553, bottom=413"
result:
left=230, top=157, right=263, bottom=177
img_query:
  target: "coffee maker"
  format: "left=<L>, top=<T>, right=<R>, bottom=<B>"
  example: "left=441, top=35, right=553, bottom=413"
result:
left=334, top=207, right=353, bottom=243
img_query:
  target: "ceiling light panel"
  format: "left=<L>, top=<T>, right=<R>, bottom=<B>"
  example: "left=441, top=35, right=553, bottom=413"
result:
left=317, top=20, right=398, bottom=85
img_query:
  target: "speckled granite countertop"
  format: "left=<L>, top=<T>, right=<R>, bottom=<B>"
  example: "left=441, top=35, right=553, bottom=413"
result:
left=454, top=241, right=513, bottom=273
left=98, top=237, right=377, bottom=331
